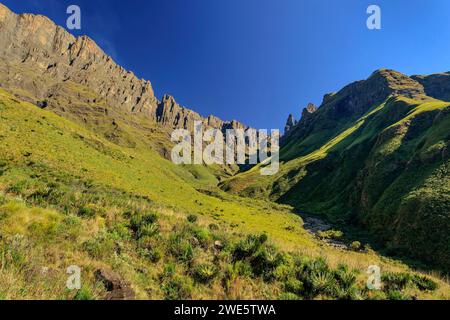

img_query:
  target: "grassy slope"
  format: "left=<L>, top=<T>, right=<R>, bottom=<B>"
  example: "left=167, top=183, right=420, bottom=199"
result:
left=1, top=88, right=449, bottom=299
left=0, top=88, right=311, bottom=249
left=223, top=96, right=450, bottom=271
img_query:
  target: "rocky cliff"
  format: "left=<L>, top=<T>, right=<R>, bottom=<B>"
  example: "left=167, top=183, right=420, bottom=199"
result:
left=412, top=72, right=450, bottom=102
left=0, top=3, right=247, bottom=133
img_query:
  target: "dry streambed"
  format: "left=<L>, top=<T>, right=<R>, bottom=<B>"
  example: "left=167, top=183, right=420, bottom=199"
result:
left=301, top=214, right=349, bottom=250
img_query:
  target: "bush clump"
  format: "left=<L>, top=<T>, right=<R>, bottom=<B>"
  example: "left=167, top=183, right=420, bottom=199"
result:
left=350, top=241, right=362, bottom=251
left=77, top=206, right=96, bottom=218
left=382, top=272, right=437, bottom=293
left=411, top=275, right=438, bottom=291
left=284, top=278, right=303, bottom=295
left=187, top=214, right=198, bottom=223
left=193, top=263, right=217, bottom=283
left=162, top=275, right=194, bottom=300
left=168, top=234, right=194, bottom=263
left=317, top=229, right=343, bottom=240
left=233, top=234, right=268, bottom=260
left=147, top=247, right=163, bottom=263
left=129, top=211, right=159, bottom=239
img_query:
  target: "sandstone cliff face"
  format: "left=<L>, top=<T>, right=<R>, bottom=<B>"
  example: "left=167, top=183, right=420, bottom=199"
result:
left=156, top=94, right=247, bottom=131
left=0, top=3, right=247, bottom=132
left=0, top=4, right=158, bottom=116
left=412, top=72, right=450, bottom=102
left=320, top=69, right=426, bottom=119
left=301, top=103, right=317, bottom=121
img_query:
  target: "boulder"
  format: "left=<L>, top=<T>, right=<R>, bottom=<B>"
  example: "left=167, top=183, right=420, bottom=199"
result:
left=94, top=268, right=135, bottom=300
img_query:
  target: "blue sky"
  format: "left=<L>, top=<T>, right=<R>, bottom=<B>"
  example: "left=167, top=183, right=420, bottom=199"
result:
left=3, top=0, right=450, bottom=129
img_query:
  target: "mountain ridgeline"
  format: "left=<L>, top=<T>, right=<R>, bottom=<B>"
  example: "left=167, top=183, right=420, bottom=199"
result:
left=0, top=3, right=247, bottom=147
left=224, top=69, right=450, bottom=270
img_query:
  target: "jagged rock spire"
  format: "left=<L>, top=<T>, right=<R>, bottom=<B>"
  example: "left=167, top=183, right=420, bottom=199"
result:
left=284, top=114, right=295, bottom=133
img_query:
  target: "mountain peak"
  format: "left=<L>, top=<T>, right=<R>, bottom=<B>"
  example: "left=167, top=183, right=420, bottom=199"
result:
left=368, top=68, right=425, bottom=99
left=304, top=103, right=318, bottom=114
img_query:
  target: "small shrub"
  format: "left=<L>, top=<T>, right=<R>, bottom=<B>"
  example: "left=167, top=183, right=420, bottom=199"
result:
left=222, top=264, right=238, bottom=291
left=6, top=180, right=28, bottom=194
left=0, top=194, right=6, bottom=206
left=130, top=211, right=158, bottom=231
left=284, top=278, right=303, bottom=295
left=251, top=245, right=283, bottom=277
left=332, top=285, right=362, bottom=300
left=193, top=264, right=217, bottom=283
left=273, top=263, right=293, bottom=281
left=190, top=227, right=211, bottom=248
left=162, top=263, right=176, bottom=279
left=285, top=225, right=295, bottom=232
left=0, top=160, right=7, bottom=175
left=382, top=272, right=411, bottom=291
left=298, top=257, right=329, bottom=277
left=334, top=265, right=357, bottom=289
left=350, top=241, right=362, bottom=251
left=278, top=292, right=301, bottom=300
left=110, top=221, right=132, bottom=240
left=233, top=234, right=267, bottom=260
left=162, top=276, right=193, bottom=300
left=411, top=275, right=437, bottom=291
left=317, top=229, right=343, bottom=240
left=130, top=211, right=159, bottom=239
left=309, top=271, right=337, bottom=296
left=73, top=286, right=96, bottom=300
left=233, top=260, right=253, bottom=278
left=169, top=236, right=194, bottom=263
left=187, top=214, right=198, bottom=223
left=138, top=223, right=160, bottom=238
left=148, top=248, right=163, bottom=263
left=208, top=223, right=219, bottom=231
left=386, top=290, right=411, bottom=300
left=82, top=232, right=116, bottom=259
left=77, top=206, right=96, bottom=218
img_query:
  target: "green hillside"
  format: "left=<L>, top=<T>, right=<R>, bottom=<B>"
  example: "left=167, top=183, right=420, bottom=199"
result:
left=223, top=85, right=450, bottom=271
left=1, top=87, right=449, bottom=299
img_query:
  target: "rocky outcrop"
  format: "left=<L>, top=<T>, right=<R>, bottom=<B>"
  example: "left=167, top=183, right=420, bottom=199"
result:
left=0, top=4, right=158, bottom=115
left=94, top=268, right=135, bottom=300
left=156, top=94, right=247, bottom=131
left=281, top=103, right=317, bottom=142
left=301, top=103, right=317, bottom=121
left=412, top=72, right=450, bottom=102
left=0, top=3, right=247, bottom=133
left=281, top=69, right=428, bottom=148
left=322, top=69, right=426, bottom=119
left=284, top=114, right=295, bottom=133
